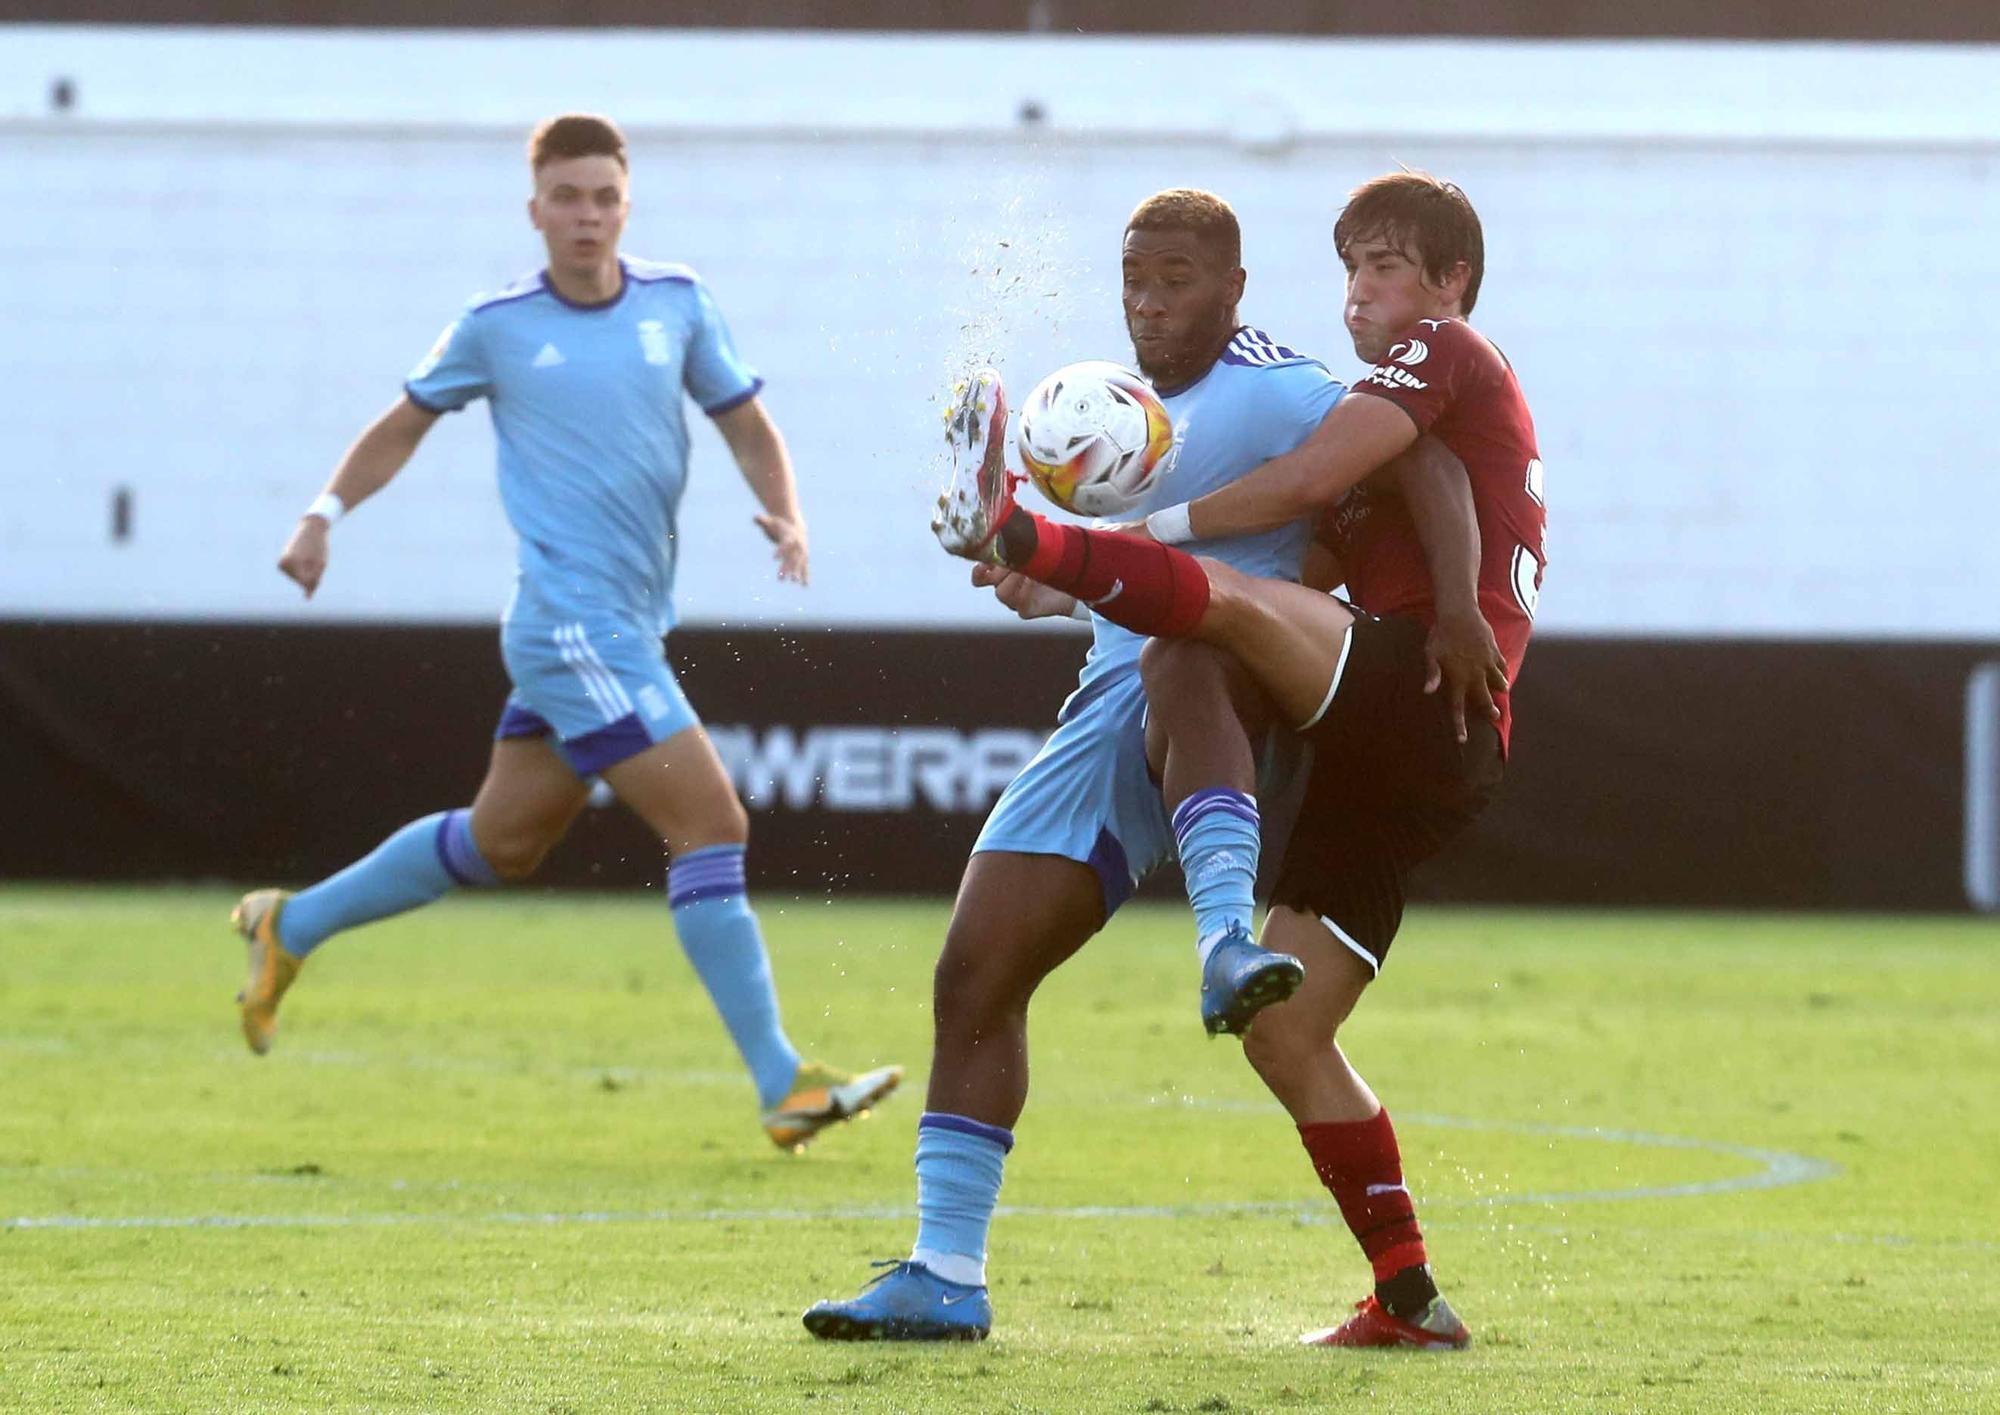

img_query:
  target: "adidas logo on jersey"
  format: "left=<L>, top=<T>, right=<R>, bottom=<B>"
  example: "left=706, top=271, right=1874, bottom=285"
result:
left=1224, top=328, right=1302, bottom=367
left=532, top=342, right=566, bottom=368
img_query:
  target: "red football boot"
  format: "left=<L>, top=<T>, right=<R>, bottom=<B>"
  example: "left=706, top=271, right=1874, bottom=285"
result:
left=1300, top=1294, right=1471, bottom=1351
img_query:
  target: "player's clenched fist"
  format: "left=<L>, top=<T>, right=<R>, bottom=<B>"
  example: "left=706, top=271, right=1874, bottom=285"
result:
left=278, top=517, right=330, bottom=598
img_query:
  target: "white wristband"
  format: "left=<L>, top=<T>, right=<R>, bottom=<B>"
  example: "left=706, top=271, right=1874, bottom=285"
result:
left=303, top=492, right=347, bottom=526
left=1068, top=598, right=1094, bottom=622
left=1145, top=502, right=1195, bottom=545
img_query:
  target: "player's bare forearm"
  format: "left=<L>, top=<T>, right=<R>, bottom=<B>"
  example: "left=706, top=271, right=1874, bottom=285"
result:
left=718, top=398, right=800, bottom=520
left=716, top=396, right=809, bottom=584
left=279, top=397, right=436, bottom=598
left=1387, top=435, right=1481, bottom=623
left=1186, top=391, right=1417, bottom=540
left=321, top=397, right=436, bottom=513
left=1385, top=434, right=1507, bottom=737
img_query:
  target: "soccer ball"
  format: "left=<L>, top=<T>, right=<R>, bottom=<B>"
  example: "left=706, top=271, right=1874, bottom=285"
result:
left=1015, top=361, right=1175, bottom=518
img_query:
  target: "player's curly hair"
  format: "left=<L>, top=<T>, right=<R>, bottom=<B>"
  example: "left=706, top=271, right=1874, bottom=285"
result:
left=528, top=113, right=628, bottom=172
left=1126, top=188, right=1242, bottom=270
left=1335, top=170, right=1484, bottom=314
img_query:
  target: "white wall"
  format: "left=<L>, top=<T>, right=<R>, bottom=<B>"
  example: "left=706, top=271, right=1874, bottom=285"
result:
left=3, top=26, right=1997, bottom=637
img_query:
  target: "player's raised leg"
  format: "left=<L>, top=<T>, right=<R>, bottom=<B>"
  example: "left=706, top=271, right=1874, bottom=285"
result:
left=992, top=523, right=1357, bottom=733
left=1246, top=909, right=1468, bottom=1351
left=1126, top=579, right=1357, bottom=1037
left=803, top=849, right=1106, bottom=1340
left=601, top=722, right=900, bottom=1149
left=233, top=732, right=585, bottom=1055
left=1137, top=639, right=1306, bottom=1034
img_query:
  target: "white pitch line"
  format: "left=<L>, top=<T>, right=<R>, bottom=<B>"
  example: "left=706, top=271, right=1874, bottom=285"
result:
left=1130, top=1097, right=1841, bottom=1202
left=2, top=1112, right=1837, bottom=1233
left=1419, top=1214, right=2000, bottom=1257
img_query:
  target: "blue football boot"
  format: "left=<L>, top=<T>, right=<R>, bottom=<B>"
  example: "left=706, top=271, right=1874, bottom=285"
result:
left=1200, top=925, right=1306, bottom=1036
left=803, top=1260, right=992, bottom=1341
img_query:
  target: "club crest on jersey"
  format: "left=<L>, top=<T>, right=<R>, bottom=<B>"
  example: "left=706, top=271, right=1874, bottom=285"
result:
left=637, top=319, right=673, bottom=366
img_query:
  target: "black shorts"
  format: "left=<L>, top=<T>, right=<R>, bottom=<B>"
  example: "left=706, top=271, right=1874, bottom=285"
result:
left=1269, top=611, right=1504, bottom=975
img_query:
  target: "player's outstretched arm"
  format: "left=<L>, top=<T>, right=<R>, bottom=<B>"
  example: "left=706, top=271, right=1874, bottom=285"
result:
left=1172, top=393, right=1417, bottom=543
left=1381, top=436, right=1508, bottom=742
left=278, top=396, right=438, bottom=598
left=715, top=397, right=809, bottom=586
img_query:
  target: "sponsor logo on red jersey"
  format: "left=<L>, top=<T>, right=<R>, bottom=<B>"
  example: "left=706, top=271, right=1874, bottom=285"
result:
left=1360, top=364, right=1429, bottom=392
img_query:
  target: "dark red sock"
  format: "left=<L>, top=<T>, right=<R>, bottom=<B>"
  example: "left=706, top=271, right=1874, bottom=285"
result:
left=1298, top=1109, right=1430, bottom=1284
left=1009, top=512, right=1211, bottom=637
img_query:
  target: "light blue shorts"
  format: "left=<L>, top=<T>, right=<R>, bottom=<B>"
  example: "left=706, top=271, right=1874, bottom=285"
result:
left=494, top=616, right=699, bottom=776
left=973, top=671, right=1170, bottom=918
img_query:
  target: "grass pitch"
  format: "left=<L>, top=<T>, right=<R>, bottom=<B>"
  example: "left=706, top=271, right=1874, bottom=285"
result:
left=1, top=888, right=1995, bottom=1412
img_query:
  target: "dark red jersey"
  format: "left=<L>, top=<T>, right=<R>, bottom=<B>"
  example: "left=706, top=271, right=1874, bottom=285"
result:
left=1315, top=317, right=1546, bottom=750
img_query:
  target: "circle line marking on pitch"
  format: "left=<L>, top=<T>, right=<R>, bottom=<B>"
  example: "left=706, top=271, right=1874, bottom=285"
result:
left=2, top=1111, right=1837, bottom=1233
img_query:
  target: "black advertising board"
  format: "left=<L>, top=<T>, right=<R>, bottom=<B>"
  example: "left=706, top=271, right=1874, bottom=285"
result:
left=1, top=621, right=1995, bottom=912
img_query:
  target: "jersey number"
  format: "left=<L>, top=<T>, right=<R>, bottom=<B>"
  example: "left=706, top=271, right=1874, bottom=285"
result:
left=1511, top=545, right=1542, bottom=619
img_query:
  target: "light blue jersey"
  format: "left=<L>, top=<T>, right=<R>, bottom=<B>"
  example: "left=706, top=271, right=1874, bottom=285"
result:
left=404, top=256, right=759, bottom=774
left=1064, top=328, right=1346, bottom=717
left=405, top=256, right=762, bottom=635
left=281, top=267, right=806, bottom=1116
left=976, top=328, right=1346, bottom=912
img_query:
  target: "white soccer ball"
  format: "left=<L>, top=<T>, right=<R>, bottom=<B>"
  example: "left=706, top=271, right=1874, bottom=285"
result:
left=1015, top=361, right=1175, bottom=518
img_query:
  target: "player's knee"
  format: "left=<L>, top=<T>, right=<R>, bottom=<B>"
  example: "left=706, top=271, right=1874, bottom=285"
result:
left=934, top=919, right=1035, bottom=1031
left=1192, top=557, right=1250, bottom=622
left=477, top=832, right=547, bottom=883
left=931, top=956, right=1005, bottom=1039
left=713, top=796, right=751, bottom=847
left=672, top=795, right=751, bottom=853
left=1140, top=638, right=1262, bottom=731
left=1241, top=1000, right=1333, bottom=1080
left=1142, top=636, right=1240, bottom=693
left=1140, top=636, right=1225, bottom=697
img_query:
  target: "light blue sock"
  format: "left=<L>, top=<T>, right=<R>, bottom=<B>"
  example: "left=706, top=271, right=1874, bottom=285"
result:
left=1172, top=788, right=1261, bottom=956
left=668, top=845, right=801, bottom=1109
left=277, top=808, right=498, bottom=959
left=910, top=1113, right=1013, bottom=1288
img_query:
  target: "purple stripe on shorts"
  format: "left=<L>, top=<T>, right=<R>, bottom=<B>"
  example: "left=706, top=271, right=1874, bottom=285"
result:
left=1086, top=826, right=1134, bottom=919
left=495, top=701, right=553, bottom=741
left=560, top=712, right=654, bottom=776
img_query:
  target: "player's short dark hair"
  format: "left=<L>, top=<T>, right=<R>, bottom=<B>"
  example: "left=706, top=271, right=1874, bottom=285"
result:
left=1126, top=188, right=1242, bottom=270
left=1335, top=170, right=1484, bottom=315
left=528, top=113, right=628, bottom=173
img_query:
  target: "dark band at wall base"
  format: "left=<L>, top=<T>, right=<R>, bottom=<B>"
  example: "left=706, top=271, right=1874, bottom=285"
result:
left=0, top=619, right=1992, bottom=912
